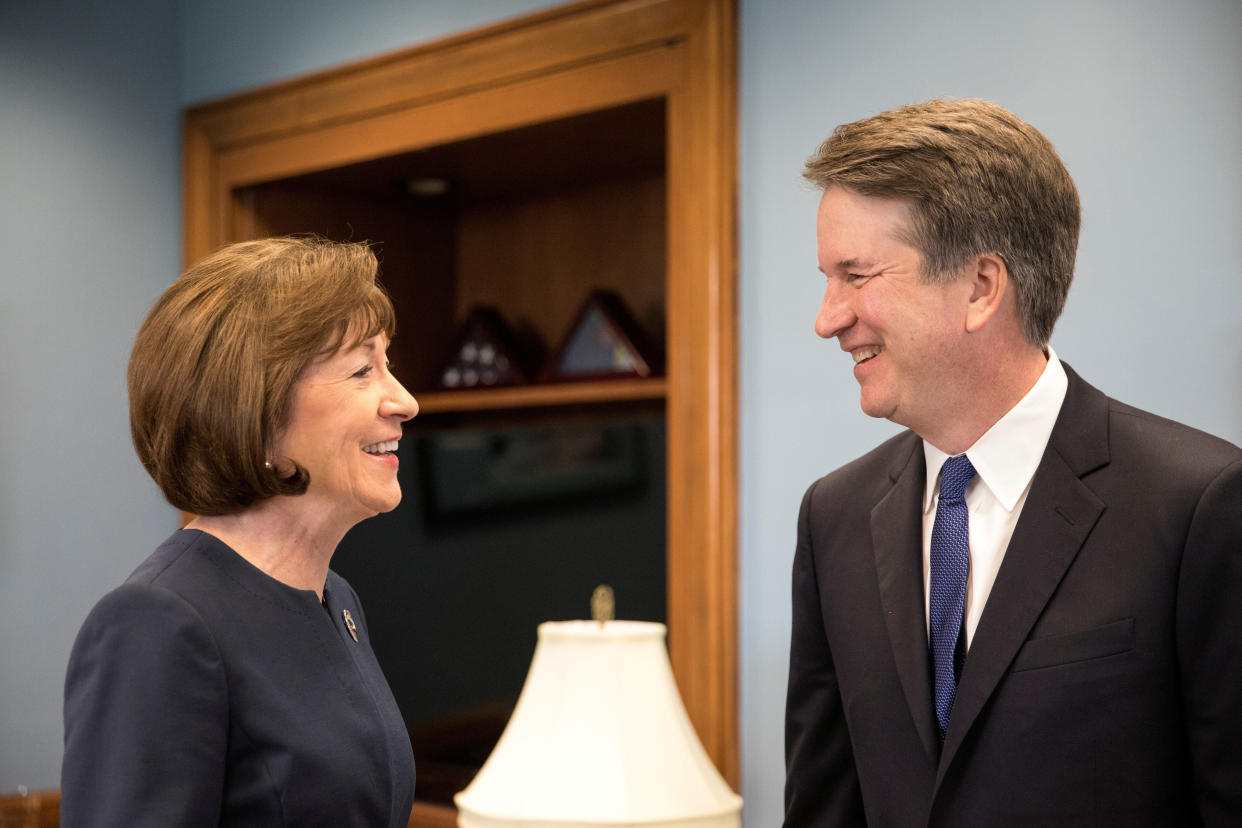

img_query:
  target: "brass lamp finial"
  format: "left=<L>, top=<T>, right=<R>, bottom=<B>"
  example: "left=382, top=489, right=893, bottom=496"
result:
left=591, top=585, right=615, bottom=626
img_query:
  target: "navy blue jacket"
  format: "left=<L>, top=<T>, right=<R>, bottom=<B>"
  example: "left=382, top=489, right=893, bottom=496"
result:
left=785, top=366, right=1242, bottom=826
left=63, top=529, right=415, bottom=827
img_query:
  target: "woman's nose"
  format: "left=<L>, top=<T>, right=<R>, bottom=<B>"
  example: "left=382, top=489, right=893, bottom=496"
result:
left=382, top=376, right=418, bottom=421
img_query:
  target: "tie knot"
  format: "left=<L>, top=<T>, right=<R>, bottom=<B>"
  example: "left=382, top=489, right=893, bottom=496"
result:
left=939, top=454, right=976, bottom=502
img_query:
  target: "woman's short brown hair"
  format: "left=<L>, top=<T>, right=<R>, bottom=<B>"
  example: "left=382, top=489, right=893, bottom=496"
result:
left=804, top=98, right=1080, bottom=347
left=128, top=236, right=396, bottom=515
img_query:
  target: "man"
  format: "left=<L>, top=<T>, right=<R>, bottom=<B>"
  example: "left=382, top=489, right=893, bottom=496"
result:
left=784, top=99, right=1242, bottom=827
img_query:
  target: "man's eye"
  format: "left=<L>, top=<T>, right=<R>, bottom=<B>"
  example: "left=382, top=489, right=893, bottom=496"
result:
left=847, top=273, right=873, bottom=285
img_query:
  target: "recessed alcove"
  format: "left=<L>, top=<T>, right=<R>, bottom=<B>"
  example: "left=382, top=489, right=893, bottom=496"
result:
left=184, top=2, right=737, bottom=822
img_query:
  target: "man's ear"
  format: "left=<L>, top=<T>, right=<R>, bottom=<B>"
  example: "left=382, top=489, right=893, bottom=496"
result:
left=964, top=254, right=1008, bottom=333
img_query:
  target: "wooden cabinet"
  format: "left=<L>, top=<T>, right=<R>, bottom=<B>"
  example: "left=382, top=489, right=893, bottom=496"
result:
left=0, top=789, right=59, bottom=828
left=184, top=0, right=737, bottom=818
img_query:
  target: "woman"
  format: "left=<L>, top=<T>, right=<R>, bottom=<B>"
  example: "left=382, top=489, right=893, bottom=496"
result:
left=62, top=237, right=418, bottom=826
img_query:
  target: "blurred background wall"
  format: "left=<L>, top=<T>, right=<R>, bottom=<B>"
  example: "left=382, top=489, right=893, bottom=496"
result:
left=2, top=1, right=1238, bottom=824
left=1, top=0, right=183, bottom=794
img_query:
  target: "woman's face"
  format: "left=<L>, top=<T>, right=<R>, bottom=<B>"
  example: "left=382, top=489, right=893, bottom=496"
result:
left=274, top=333, right=417, bottom=527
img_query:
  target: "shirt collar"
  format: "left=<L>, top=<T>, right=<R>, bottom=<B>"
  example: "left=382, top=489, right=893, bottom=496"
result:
left=923, top=348, right=1069, bottom=514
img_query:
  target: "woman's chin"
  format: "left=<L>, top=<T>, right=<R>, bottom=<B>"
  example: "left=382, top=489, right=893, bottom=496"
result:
left=362, top=487, right=403, bottom=517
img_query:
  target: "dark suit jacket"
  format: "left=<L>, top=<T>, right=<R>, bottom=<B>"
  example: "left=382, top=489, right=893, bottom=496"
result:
left=63, top=529, right=416, bottom=827
left=785, top=365, right=1242, bottom=827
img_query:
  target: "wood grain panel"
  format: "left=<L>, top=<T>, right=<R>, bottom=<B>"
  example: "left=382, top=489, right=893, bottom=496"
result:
left=455, top=173, right=665, bottom=360
left=0, top=789, right=59, bottom=828
left=408, top=800, right=457, bottom=828
left=216, top=46, right=677, bottom=189
left=663, top=0, right=739, bottom=785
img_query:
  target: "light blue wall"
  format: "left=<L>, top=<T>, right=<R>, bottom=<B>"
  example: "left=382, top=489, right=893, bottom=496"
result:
left=0, top=0, right=564, bottom=795
left=177, top=0, right=565, bottom=104
left=3, top=2, right=1239, bottom=822
left=0, top=0, right=182, bottom=791
left=739, top=0, right=1242, bottom=823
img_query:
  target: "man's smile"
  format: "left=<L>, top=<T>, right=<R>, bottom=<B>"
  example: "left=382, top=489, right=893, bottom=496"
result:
left=851, top=345, right=882, bottom=365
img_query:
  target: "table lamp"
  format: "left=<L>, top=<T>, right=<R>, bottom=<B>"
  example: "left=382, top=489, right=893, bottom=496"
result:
left=454, top=588, right=742, bottom=827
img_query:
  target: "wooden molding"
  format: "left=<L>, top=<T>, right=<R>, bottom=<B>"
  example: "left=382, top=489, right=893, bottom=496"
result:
left=186, top=0, right=687, bottom=150
left=417, top=377, right=667, bottom=415
left=408, top=800, right=457, bottom=828
left=0, top=788, right=60, bottom=828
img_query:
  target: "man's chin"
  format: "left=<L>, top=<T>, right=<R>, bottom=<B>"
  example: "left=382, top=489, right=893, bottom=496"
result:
left=858, top=393, right=897, bottom=421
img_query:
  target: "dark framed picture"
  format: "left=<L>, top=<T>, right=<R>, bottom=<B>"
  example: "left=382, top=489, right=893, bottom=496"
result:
left=420, top=421, right=645, bottom=518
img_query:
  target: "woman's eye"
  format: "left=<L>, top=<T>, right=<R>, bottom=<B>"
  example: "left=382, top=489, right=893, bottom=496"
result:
left=352, top=365, right=374, bottom=379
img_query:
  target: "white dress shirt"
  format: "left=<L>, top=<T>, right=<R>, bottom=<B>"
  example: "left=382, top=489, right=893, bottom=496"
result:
left=921, top=349, right=1069, bottom=648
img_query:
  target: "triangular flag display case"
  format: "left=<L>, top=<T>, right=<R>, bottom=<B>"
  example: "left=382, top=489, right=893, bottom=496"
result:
left=547, top=291, right=660, bottom=381
left=438, top=307, right=534, bottom=389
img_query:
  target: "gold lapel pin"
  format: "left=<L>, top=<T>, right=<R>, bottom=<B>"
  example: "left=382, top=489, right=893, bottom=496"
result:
left=342, top=609, right=359, bottom=642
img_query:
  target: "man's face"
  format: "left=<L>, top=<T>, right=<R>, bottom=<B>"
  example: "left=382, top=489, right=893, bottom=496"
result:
left=814, top=187, right=973, bottom=436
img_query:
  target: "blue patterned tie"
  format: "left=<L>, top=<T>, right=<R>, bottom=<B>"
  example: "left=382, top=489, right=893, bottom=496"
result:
left=929, top=453, right=976, bottom=743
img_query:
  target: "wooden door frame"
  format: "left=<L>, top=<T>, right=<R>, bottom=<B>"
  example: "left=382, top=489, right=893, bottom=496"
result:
left=184, top=0, right=738, bottom=786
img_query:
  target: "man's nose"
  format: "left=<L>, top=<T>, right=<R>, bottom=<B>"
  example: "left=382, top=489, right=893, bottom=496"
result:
left=814, top=281, right=855, bottom=340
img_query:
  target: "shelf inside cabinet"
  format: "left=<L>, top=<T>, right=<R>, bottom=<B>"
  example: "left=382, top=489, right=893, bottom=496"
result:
left=414, top=376, right=666, bottom=414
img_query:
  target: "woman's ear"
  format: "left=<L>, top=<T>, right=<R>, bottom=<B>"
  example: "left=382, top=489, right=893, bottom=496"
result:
left=964, top=254, right=1008, bottom=333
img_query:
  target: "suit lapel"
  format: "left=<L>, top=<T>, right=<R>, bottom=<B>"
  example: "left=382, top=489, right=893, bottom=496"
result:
left=936, top=365, right=1110, bottom=784
left=871, top=438, right=940, bottom=760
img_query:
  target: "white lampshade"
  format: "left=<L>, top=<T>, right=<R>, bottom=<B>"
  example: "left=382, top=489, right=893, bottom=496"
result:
left=454, top=620, right=742, bottom=827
